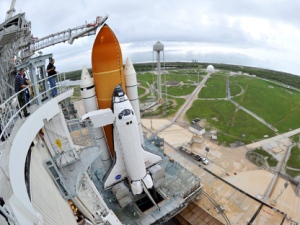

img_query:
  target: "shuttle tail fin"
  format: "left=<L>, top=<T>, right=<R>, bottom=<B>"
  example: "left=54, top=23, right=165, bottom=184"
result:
left=143, top=149, right=162, bottom=168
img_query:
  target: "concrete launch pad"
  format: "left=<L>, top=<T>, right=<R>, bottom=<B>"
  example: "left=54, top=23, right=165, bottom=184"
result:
left=74, top=100, right=300, bottom=224
left=89, top=134, right=202, bottom=224
left=142, top=118, right=300, bottom=225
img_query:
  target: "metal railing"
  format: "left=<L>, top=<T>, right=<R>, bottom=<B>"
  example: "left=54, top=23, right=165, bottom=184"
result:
left=0, top=72, right=69, bottom=143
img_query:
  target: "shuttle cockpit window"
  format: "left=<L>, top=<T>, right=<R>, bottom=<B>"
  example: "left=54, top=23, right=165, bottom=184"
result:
left=118, top=109, right=133, bottom=119
left=122, top=109, right=131, bottom=116
left=118, top=91, right=124, bottom=97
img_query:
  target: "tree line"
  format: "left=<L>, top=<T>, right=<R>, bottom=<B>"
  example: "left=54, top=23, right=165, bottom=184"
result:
left=64, top=62, right=300, bottom=90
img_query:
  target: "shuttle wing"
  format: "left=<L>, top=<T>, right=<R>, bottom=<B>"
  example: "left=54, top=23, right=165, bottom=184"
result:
left=143, top=150, right=162, bottom=168
left=81, top=108, right=115, bottom=127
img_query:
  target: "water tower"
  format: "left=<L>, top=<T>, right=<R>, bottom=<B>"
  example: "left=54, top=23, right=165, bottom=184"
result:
left=153, top=41, right=164, bottom=102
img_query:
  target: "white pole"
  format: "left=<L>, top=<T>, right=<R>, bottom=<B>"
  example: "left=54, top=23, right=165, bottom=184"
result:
left=157, top=51, right=162, bottom=100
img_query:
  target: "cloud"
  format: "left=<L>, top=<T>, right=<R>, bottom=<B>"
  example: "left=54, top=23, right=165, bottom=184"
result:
left=1, top=0, right=300, bottom=75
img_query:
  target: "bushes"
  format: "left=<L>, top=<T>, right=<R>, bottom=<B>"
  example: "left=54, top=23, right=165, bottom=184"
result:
left=246, top=148, right=278, bottom=168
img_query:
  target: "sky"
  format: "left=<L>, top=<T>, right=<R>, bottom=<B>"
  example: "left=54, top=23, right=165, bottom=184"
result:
left=1, top=0, right=300, bottom=75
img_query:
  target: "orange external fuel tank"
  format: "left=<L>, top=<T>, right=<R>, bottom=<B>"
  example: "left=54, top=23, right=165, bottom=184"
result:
left=91, top=24, right=126, bottom=155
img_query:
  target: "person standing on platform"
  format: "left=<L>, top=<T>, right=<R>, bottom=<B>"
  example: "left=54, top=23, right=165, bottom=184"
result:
left=46, top=58, right=58, bottom=97
left=14, top=68, right=30, bottom=117
left=22, top=73, right=31, bottom=105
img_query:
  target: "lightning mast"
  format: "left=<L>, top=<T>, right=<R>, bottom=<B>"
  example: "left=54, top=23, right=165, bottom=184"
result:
left=5, top=0, right=16, bottom=20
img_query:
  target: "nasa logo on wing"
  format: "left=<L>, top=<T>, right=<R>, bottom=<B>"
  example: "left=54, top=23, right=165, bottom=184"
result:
left=144, top=159, right=151, bottom=167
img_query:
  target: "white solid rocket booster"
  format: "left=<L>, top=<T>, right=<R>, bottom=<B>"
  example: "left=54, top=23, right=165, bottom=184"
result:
left=124, top=57, right=144, bottom=145
left=80, top=66, right=112, bottom=170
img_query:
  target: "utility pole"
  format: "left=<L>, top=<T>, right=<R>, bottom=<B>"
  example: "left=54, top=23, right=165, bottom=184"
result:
left=197, top=68, right=200, bottom=84
left=271, top=181, right=289, bottom=206
left=205, top=146, right=209, bottom=159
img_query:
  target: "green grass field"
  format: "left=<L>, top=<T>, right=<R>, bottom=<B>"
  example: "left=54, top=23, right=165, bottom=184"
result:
left=67, top=66, right=300, bottom=148
left=163, top=84, right=196, bottom=96
left=70, top=68, right=300, bottom=147
left=285, top=145, right=300, bottom=177
left=211, top=70, right=227, bottom=76
left=139, top=92, right=157, bottom=102
left=165, top=97, right=186, bottom=117
left=198, top=76, right=227, bottom=98
left=142, top=97, right=186, bottom=118
left=138, top=87, right=146, bottom=96
left=246, top=148, right=278, bottom=167
left=231, top=76, right=300, bottom=132
left=253, top=148, right=278, bottom=167
left=137, top=72, right=155, bottom=87
left=290, top=134, right=300, bottom=143
left=69, top=85, right=81, bottom=103
left=286, top=146, right=300, bottom=169
left=137, top=69, right=203, bottom=99
left=186, top=99, right=276, bottom=145
left=167, top=69, right=206, bottom=80
left=230, top=82, right=243, bottom=96
left=137, top=70, right=204, bottom=89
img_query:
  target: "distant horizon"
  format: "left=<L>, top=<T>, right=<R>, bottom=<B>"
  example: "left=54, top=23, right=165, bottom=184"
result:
left=122, top=46, right=300, bottom=76
left=64, top=57, right=300, bottom=77
left=54, top=42, right=300, bottom=77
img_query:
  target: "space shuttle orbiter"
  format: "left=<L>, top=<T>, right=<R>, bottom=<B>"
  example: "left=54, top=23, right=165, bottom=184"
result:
left=104, top=86, right=162, bottom=193
left=82, top=85, right=162, bottom=194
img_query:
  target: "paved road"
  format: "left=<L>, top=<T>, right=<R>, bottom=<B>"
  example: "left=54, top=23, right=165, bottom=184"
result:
left=138, top=85, right=150, bottom=98
left=151, top=71, right=285, bottom=136
left=225, top=74, right=278, bottom=132
left=226, top=75, right=230, bottom=99
left=246, top=128, right=300, bottom=149
left=157, top=72, right=279, bottom=134
left=262, top=143, right=295, bottom=202
left=156, top=73, right=211, bottom=132
left=229, top=99, right=278, bottom=132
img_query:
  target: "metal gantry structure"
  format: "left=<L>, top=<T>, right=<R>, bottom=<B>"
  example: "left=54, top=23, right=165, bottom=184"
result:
left=0, top=0, right=108, bottom=102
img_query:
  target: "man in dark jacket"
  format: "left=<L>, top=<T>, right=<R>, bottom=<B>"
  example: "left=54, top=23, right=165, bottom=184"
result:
left=46, top=58, right=58, bottom=97
left=22, top=73, right=31, bottom=105
left=14, top=68, right=30, bottom=117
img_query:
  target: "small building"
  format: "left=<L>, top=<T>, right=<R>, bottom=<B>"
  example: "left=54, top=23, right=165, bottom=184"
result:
left=189, top=124, right=205, bottom=135
left=191, top=134, right=203, bottom=144
left=211, top=134, right=218, bottom=141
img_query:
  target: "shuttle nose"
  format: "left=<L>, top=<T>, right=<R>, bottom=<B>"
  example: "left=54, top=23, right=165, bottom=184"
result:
left=113, top=85, right=125, bottom=98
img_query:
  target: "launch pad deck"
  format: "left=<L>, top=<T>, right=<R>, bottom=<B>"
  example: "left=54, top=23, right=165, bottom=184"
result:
left=90, top=138, right=202, bottom=224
